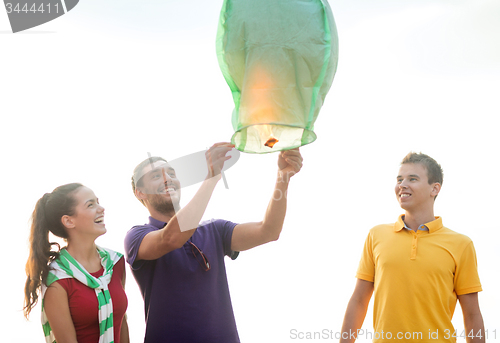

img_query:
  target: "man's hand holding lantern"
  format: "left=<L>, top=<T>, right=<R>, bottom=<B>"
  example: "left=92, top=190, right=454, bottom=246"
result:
left=205, top=142, right=236, bottom=179
left=277, top=148, right=303, bottom=182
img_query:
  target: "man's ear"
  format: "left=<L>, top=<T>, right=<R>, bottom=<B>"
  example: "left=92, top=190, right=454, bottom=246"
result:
left=135, top=187, right=148, bottom=201
left=61, top=215, right=76, bottom=230
left=431, top=182, right=441, bottom=198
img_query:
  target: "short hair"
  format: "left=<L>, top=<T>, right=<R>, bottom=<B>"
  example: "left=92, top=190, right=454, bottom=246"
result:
left=131, top=156, right=167, bottom=206
left=401, top=152, right=443, bottom=186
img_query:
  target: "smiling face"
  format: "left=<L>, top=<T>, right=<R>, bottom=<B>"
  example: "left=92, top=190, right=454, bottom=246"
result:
left=62, top=186, right=106, bottom=238
left=136, top=161, right=182, bottom=214
left=395, top=163, right=440, bottom=213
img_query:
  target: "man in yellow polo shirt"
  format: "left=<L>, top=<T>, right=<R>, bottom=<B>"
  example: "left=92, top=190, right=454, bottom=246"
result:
left=339, top=153, right=485, bottom=343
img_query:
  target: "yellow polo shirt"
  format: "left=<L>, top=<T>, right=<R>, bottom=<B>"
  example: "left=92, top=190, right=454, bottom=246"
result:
left=356, top=216, right=482, bottom=342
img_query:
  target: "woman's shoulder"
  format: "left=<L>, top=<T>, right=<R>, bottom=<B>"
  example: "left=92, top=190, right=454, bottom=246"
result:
left=112, top=255, right=126, bottom=278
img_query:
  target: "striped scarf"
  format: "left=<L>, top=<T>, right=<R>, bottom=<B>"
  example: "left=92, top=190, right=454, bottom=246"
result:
left=41, top=246, right=123, bottom=343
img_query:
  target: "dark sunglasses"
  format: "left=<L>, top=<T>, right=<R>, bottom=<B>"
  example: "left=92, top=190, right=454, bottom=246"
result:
left=188, top=241, right=211, bottom=271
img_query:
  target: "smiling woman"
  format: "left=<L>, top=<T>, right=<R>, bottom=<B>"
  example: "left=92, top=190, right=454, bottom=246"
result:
left=23, top=183, right=129, bottom=343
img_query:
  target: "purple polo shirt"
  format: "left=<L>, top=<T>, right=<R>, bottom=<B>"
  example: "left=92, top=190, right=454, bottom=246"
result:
left=124, top=217, right=240, bottom=343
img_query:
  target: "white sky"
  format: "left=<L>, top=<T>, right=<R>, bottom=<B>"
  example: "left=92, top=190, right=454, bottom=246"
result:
left=1, top=0, right=499, bottom=342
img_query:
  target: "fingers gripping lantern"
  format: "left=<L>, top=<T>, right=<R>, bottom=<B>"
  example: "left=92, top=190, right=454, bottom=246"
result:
left=216, top=0, right=339, bottom=153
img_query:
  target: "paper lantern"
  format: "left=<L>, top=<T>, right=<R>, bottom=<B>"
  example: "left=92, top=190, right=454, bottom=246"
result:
left=216, top=0, right=338, bottom=153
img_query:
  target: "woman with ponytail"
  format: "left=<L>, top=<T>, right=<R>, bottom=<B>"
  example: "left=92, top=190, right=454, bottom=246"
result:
left=24, top=183, right=129, bottom=343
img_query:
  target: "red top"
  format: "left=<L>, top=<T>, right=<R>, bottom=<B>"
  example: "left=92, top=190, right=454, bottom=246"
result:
left=56, top=257, right=128, bottom=343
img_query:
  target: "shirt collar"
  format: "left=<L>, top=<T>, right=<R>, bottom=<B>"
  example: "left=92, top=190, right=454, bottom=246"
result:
left=394, top=215, right=443, bottom=233
left=149, top=216, right=167, bottom=229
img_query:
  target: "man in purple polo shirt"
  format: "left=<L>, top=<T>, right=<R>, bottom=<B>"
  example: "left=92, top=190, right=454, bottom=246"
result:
left=125, top=142, right=303, bottom=343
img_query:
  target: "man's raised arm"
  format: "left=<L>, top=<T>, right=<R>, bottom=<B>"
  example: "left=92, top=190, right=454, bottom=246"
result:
left=231, top=148, right=303, bottom=251
left=136, top=143, right=234, bottom=260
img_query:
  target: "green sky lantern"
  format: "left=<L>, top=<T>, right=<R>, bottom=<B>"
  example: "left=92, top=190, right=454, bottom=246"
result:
left=217, top=0, right=339, bottom=153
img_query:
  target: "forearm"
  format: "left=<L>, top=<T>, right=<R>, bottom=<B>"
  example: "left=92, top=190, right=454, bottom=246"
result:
left=261, top=171, right=290, bottom=241
left=163, top=174, right=221, bottom=241
left=458, top=293, right=485, bottom=343
left=464, top=313, right=485, bottom=343
left=339, top=299, right=370, bottom=343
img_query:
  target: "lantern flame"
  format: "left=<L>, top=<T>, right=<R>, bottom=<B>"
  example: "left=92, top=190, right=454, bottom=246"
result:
left=258, top=124, right=278, bottom=148
left=264, top=135, right=279, bottom=148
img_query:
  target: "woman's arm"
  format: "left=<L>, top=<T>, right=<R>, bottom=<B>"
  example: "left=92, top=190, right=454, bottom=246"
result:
left=120, top=262, right=130, bottom=343
left=120, top=315, right=130, bottom=343
left=43, top=282, right=78, bottom=343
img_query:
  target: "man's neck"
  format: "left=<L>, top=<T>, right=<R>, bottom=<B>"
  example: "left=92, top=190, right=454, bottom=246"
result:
left=148, top=208, right=177, bottom=224
left=403, top=210, right=436, bottom=232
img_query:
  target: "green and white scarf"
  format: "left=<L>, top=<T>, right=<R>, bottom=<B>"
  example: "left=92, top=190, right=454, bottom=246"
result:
left=41, top=246, right=123, bottom=343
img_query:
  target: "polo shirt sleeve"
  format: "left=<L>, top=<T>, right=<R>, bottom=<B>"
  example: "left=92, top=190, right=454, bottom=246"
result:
left=454, top=241, right=482, bottom=295
left=213, top=219, right=239, bottom=260
left=124, top=225, right=157, bottom=270
left=355, top=230, right=375, bottom=282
